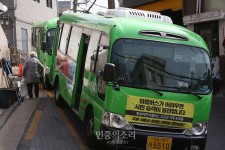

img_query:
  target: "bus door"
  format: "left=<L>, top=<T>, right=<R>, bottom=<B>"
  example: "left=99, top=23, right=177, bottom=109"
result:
left=74, top=30, right=109, bottom=113
left=56, top=23, right=71, bottom=103
left=39, top=28, right=45, bottom=66
left=65, top=25, right=84, bottom=105
left=73, top=33, right=90, bottom=110
left=45, top=28, right=56, bottom=66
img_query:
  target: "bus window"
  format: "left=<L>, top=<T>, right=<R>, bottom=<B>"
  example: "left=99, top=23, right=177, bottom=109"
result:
left=85, top=31, right=101, bottom=72
left=33, top=28, right=39, bottom=48
left=95, top=35, right=109, bottom=100
left=67, top=26, right=83, bottom=60
left=32, top=28, right=35, bottom=46
left=46, top=28, right=56, bottom=51
left=58, top=24, right=71, bottom=54
left=40, top=29, right=45, bottom=50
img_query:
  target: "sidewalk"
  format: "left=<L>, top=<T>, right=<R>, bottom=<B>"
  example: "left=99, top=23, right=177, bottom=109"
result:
left=0, top=102, right=18, bottom=130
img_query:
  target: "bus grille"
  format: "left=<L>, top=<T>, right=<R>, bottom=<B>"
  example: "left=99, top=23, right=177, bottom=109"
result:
left=131, top=123, right=187, bottom=135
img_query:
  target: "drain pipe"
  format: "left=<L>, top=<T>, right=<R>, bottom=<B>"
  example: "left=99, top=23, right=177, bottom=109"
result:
left=13, top=0, right=17, bottom=47
left=196, top=0, right=199, bottom=13
left=15, top=0, right=17, bottom=9
left=196, top=0, right=202, bottom=14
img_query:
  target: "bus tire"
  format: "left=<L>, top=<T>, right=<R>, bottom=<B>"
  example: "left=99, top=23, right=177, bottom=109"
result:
left=44, top=76, right=53, bottom=90
left=54, top=79, right=62, bottom=106
left=85, top=109, right=98, bottom=148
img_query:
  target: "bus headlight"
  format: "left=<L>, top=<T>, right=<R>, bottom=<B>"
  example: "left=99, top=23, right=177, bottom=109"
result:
left=185, top=122, right=207, bottom=136
left=101, top=110, right=133, bottom=130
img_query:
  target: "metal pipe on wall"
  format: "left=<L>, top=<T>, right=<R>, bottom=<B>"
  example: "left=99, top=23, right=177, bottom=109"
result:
left=196, top=0, right=199, bottom=13
left=73, top=0, right=77, bottom=12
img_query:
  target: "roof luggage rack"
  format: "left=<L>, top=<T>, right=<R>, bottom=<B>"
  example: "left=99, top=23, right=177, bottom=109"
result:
left=99, top=7, right=173, bottom=24
left=139, top=30, right=188, bottom=41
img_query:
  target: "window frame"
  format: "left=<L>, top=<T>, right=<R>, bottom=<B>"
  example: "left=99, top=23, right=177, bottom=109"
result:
left=57, top=23, right=71, bottom=54
left=34, top=0, right=40, bottom=3
left=66, top=25, right=83, bottom=62
left=46, top=0, right=52, bottom=8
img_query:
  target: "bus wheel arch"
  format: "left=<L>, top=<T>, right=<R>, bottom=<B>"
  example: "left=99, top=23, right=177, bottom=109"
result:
left=84, top=104, right=98, bottom=147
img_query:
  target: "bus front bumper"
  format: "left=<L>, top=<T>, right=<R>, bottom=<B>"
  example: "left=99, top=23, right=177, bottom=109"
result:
left=100, top=125, right=207, bottom=150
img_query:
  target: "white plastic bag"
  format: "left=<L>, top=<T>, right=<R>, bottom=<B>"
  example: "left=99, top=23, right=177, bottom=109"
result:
left=20, top=77, right=27, bottom=98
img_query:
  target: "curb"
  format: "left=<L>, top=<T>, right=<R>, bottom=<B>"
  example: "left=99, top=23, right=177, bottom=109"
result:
left=0, top=102, right=18, bottom=130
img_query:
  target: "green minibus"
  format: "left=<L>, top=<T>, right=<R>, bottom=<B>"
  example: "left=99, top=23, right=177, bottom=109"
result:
left=31, top=18, right=58, bottom=89
left=49, top=8, right=218, bottom=150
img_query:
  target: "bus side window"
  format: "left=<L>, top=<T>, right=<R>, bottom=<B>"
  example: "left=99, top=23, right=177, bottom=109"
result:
left=40, top=29, right=45, bottom=51
left=58, top=23, right=71, bottom=54
left=95, top=35, right=109, bottom=100
left=67, top=26, right=83, bottom=60
left=55, top=24, right=63, bottom=56
left=33, top=28, right=39, bottom=48
left=31, top=28, right=35, bottom=46
left=84, top=31, right=101, bottom=72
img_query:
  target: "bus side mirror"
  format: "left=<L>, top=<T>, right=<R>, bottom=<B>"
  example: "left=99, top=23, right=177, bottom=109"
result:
left=41, top=41, right=47, bottom=53
left=103, top=63, right=116, bottom=82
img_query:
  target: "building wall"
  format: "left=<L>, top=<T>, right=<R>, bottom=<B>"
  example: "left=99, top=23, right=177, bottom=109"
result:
left=183, top=0, right=196, bottom=16
left=219, top=20, right=225, bottom=56
left=204, top=0, right=225, bottom=12
left=15, top=0, right=58, bottom=54
left=186, top=24, right=194, bottom=32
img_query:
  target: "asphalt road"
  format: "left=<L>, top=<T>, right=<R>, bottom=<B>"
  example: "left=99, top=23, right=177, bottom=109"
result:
left=205, top=96, right=225, bottom=150
left=1, top=87, right=224, bottom=150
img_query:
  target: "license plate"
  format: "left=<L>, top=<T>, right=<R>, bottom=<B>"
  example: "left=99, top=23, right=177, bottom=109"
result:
left=146, top=136, right=172, bottom=150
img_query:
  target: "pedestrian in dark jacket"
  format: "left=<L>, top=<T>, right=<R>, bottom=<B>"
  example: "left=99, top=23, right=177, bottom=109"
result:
left=22, top=52, right=44, bottom=98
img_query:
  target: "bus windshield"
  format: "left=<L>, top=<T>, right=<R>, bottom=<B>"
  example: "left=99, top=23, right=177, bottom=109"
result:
left=46, top=28, right=56, bottom=50
left=111, top=38, right=211, bottom=94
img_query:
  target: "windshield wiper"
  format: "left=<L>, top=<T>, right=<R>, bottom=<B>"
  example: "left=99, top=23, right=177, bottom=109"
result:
left=118, top=81, right=163, bottom=96
left=159, top=86, right=202, bottom=100
left=144, top=86, right=163, bottom=96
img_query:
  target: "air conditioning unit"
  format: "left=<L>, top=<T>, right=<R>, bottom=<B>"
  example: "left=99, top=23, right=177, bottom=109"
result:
left=102, top=7, right=173, bottom=24
left=0, top=2, right=8, bottom=15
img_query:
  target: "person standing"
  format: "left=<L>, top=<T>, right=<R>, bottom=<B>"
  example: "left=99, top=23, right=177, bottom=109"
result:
left=22, top=52, right=44, bottom=98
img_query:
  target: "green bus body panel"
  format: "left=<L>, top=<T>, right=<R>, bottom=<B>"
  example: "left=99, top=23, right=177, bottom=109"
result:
left=78, top=69, right=105, bottom=134
left=104, top=86, right=212, bottom=124
left=50, top=13, right=212, bottom=134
